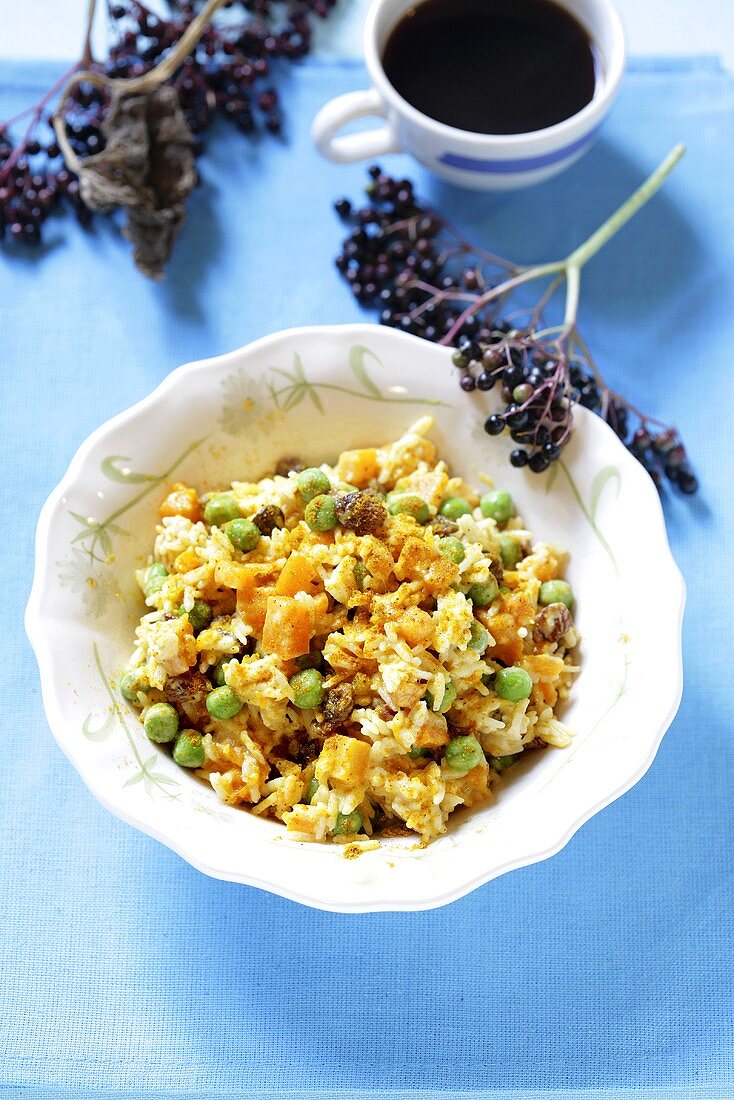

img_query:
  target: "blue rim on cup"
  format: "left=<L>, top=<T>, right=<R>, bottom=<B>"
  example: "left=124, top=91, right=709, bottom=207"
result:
left=312, top=0, right=626, bottom=190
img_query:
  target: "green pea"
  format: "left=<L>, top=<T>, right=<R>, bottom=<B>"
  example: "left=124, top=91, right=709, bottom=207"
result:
left=173, top=730, right=206, bottom=768
left=409, top=746, right=431, bottom=759
left=206, top=685, right=244, bottom=720
left=294, top=651, right=323, bottom=671
left=499, top=534, right=521, bottom=569
left=538, top=579, right=574, bottom=610
left=143, top=561, right=168, bottom=598
left=290, top=668, right=325, bottom=709
left=333, top=482, right=359, bottom=493
left=144, top=702, right=179, bottom=744
left=444, top=734, right=484, bottom=775
left=467, top=577, right=499, bottom=606
left=333, top=809, right=363, bottom=836
left=204, top=494, right=240, bottom=526
left=437, top=536, right=465, bottom=564
left=178, top=599, right=212, bottom=633
left=425, top=679, right=457, bottom=714
left=210, top=661, right=228, bottom=686
left=303, top=776, right=319, bottom=805
left=439, top=497, right=472, bottom=520
left=223, top=518, right=260, bottom=553
left=386, top=493, right=430, bottom=524
left=489, top=753, right=521, bottom=772
left=296, top=467, right=331, bottom=503
left=480, top=489, right=515, bottom=523
left=495, top=666, right=533, bottom=701
left=120, top=668, right=145, bottom=702
left=467, top=620, right=489, bottom=653
left=353, top=561, right=370, bottom=592
left=304, top=494, right=337, bottom=532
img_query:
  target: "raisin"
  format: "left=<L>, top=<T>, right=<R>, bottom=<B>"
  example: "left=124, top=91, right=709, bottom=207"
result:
left=252, top=505, right=285, bottom=535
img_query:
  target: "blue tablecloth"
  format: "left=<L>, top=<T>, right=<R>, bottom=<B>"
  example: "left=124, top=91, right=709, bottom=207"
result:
left=2, top=53, right=734, bottom=1099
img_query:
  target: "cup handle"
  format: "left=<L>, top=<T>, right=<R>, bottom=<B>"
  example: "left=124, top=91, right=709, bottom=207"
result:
left=312, top=89, right=400, bottom=164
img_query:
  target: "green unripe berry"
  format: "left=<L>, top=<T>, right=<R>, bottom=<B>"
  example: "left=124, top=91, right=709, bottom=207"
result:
left=144, top=702, right=179, bottom=744
left=204, top=495, right=240, bottom=526
left=173, top=730, right=206, bottom=768
left=304, top=494, right=337, bottom=532
left=296, top=467, right=331, bottom=502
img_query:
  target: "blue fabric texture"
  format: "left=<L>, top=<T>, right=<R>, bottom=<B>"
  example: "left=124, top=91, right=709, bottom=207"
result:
left=1, top=55, right=734, bottom=1098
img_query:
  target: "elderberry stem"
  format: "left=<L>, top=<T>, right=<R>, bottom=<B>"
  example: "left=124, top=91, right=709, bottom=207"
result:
left=563, top=263, right=581, bottom=329
left=54, top=0, right=228, bottom=171
left=82, top=0, right=98, bottom=65
left=439, top=261, right=564, bottom=345
left=563, top=143, right=686, bottom=272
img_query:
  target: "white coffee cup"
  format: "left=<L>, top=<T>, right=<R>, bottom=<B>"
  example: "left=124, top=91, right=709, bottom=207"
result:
left=312, top=0, right=626, bottom=190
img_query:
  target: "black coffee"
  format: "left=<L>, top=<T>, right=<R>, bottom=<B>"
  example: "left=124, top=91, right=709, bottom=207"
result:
left=382, top=0, right=598, bottom=135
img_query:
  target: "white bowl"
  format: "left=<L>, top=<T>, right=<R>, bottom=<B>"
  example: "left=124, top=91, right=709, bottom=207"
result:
left=26, top=325, right=684, bottom=912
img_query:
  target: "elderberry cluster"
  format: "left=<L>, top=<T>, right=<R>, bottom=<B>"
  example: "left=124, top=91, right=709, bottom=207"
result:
left=0, top=0, right=337, bottom=249
left=451, top=335, right=574, bottom=473
left=333, top=166, right=697, bottom=492
left=334, top=166, right=497, bottom=345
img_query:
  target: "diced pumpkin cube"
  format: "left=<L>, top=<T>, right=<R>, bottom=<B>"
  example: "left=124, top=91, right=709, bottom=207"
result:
left=159, top=482, right=201, bottom=522
left=523, top=654, right=566, bottom=681
left=173, top=547, right=201, bottom=574
left=261, top=595, right=313, bottom=659
left=214, top=560, right=252, bottom=591
left=275, top=552, right=322, bottom=597
left=315, top=734, right=370, bottom=789
left=238, top=587, right=271, bottom=632
left=335, top=448, right=379, bottom=487
left=480, top=609, right=525, bottom=666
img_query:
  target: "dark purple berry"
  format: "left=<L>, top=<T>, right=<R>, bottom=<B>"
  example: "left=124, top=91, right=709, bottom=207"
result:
left=484, top=414, right=505, bottom=436
left=528, top=452, right=550, bottom=473
left=678, top=471, right=698, bottom=494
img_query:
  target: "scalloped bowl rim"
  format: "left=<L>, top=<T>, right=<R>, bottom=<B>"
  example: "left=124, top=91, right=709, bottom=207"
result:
left=25, top=324, right=685, bottom=912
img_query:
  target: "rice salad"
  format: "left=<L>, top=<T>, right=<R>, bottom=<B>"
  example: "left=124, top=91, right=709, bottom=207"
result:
left=120, top=417, right=579, bottom=845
